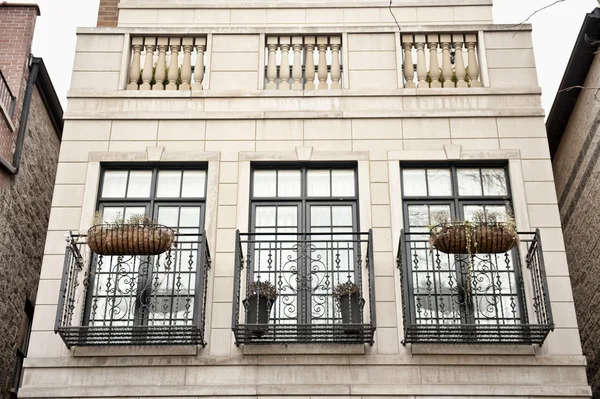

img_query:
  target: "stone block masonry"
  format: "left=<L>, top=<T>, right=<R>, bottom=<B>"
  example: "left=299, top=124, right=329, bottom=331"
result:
left=0, top=87, right=60, bottom=399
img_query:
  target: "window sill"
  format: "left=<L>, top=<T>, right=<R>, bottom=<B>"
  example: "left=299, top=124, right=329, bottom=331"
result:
left=72, top=345, right=198, bottom=357
left=410, top=343, right=535, bottom=356
left=242, top=343, right=366, bottom=355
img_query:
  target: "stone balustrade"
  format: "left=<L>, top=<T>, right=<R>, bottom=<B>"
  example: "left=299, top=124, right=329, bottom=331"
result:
left=401, top=33, right=481, bottom=89
left=127, top=36, right=207, bottom=91
left=265, top=35, right=342, bottom=90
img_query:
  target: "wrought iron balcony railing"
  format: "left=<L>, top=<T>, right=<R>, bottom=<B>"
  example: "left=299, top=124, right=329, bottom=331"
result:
left=232, top=231, right=376, bottom=345
left=397, top=229, right=554, bottom=345
left=55, top=232, right=211, bottom=347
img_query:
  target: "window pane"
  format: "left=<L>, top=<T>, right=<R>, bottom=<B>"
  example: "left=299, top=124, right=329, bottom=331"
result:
left=311, top=206, right=331, bottom=226
left=332, top=206, right=353, bottom=226
left=403, top=169, right=427, bottom=196
left=278, top=170, right=301, bottom=197
left=307, top=170, right=330, bottom=197
left=407, top=205, right=429, bottom=227
left=463, top=205, right=485, bottom=222
left=427, top=169, right=452, bottom=196
left=180, top=207, right=201, bottom=227
left=126, top=171, right=152, bottom=198
left=101, top=207, right=125, bottom=223
left=182, top=171, right=206, bottom=198
left=485, top=205, right=508, bottom=222
left=254, top=170, right=276, bottom=197
left=102, top=171, right=128, bottom=198
left=277, top=207, right=297, bottom=227
left=332, top=170, right=355, bottom=197
left=256, top=207, right=276, bottom=227
left=457, top=169, right=482, bottom=196
left=157, top=207, right=179, bottom=227
left=429, top=205, right=451, bottom=225
left=157, top=171, right=182, bottom=197
left=482, top=169, right=507, bottom=196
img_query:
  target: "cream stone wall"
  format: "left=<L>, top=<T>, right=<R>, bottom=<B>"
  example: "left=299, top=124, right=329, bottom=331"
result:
left=18, top=4, right=592, bottom=398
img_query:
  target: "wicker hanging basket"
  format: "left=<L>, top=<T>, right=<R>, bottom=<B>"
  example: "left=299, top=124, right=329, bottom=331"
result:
left=87, top=224, right=175, bottom=256
left=430, top=222, right=519, bottom=254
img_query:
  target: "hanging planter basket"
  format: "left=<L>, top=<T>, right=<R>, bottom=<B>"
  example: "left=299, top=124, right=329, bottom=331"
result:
left=430, top=222, right=519, bottom=254
left=87, top=224, right=175, bottom=256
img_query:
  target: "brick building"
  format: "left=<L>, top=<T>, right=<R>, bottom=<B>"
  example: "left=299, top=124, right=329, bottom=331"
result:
left=0, top=3, right=63, bottom=399
left=546, top=8, right=600, bottom=399
left=17, top=0, right=592, bottom=398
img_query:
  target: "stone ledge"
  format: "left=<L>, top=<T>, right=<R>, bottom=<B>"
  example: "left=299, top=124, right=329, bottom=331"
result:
left=64, top=108, right=546, bottom=121
left=67, top=86, right=543, bottom=99
left=242, top=343, right=366, bottom=355
left=72, top=345, right=199, bottom=357
left=17, top=383, right=592, bottom=398
left=118, top=0, right=493, bottom=9
left=77, top=22, right=530, bottom=35
left=22, top=354, right=588, bottom=368
left=410, top=343, right=535, bottom=356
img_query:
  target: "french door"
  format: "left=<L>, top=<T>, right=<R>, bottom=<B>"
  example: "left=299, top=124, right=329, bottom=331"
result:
left=401, top=164, right=525, bottom=327
left=85, top=167, right=206, bottom=328
left=249, top=166, right=359, bottom=326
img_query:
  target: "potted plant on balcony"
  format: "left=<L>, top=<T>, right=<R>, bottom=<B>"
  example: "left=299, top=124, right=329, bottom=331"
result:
left=87, top=212, right=175, bottom=256
left=333, top=281, right=364, bottom=333
left=429, top=209, right=519, bottom=306
left=244, top=280, right=277, bottom=336
left=429, top=209, right=519, bottom=255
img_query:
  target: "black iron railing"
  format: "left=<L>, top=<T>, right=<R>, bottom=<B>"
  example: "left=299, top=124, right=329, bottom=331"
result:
left=397, top=229, right=554, bottom=345
left=55, top=231, right=211, bottom=347
left=0, top=69, right=15, bottom=118
left=232, top=231, right=376, bottom=345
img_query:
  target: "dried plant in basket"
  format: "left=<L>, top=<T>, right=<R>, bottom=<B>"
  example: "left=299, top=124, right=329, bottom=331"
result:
left=87, top=212, right=175, bottom=256
left=428, top=209, right=519, bottom=255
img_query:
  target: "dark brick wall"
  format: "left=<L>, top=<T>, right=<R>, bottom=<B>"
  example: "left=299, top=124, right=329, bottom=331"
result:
left=0, top=86, right=60, bottom=399
left=97, top=0, right=119, bottom=27
left=553, top=52, right=600, bottom=399
left=0, top=4, right=38, bottom=191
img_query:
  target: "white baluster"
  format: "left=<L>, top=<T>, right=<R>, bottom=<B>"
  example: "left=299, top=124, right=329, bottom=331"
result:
left=317, top=36, right=328, bottom=90
left=330, top=36, right=342, bottom=89
left=279, top=36, right=291, bottom=90
left=401, top=34, right=415, bottom=88
left=167, top=38, right=180, bottom=91
left=428, top=34, right=441, bottom=88
left=304, top=36, right=316, bottom=90
left=465, top=33, right=481, bottom=87
left=140, top=37, right=156, bottom=91
left=415, top=34, right=427, bottom=88
left=193, top=37, right=206, bottom=91
left=266, top=37, right=278, bottom=90
left=180, top=38, right=193, bottom=91
left=127, top=37, right=143, bottom=90
left=453, top=34, right=467, bottom=88
left=153, top=37, right=168, bottom=90
left=440, top=34, right=453, bottom=88
left=291, top=36, right=303, bottom=90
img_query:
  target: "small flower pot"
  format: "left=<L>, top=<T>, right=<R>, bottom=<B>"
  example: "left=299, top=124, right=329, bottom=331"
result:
left=431, top=223, right=518, bottom=254
left=87, top=224, right=175, bottom=256
left=244, top=295, right=274, bottom=336
left=338, top=293, right=365, bottom=334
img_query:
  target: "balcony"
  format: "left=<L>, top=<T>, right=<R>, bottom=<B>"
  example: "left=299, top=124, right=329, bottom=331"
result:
left=397, top=230, right=554, bottom=345
left=232, top=231, right=376, bottom=345
left=55, top=232, right=211, bottom=347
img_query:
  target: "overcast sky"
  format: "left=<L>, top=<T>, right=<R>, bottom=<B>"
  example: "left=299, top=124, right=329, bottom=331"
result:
left=14, top=0, right=598, bottom=114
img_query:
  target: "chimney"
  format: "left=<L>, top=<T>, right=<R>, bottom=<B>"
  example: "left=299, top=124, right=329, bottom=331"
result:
left=97, top=0, right=119, bottom=27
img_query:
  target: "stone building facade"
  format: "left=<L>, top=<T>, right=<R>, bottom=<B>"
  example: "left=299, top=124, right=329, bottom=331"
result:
left=18, top=0, right=592, bottom=398
left=0, top=4, right=63, bottom=399
left=546, top=8, right=600, bottom=399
